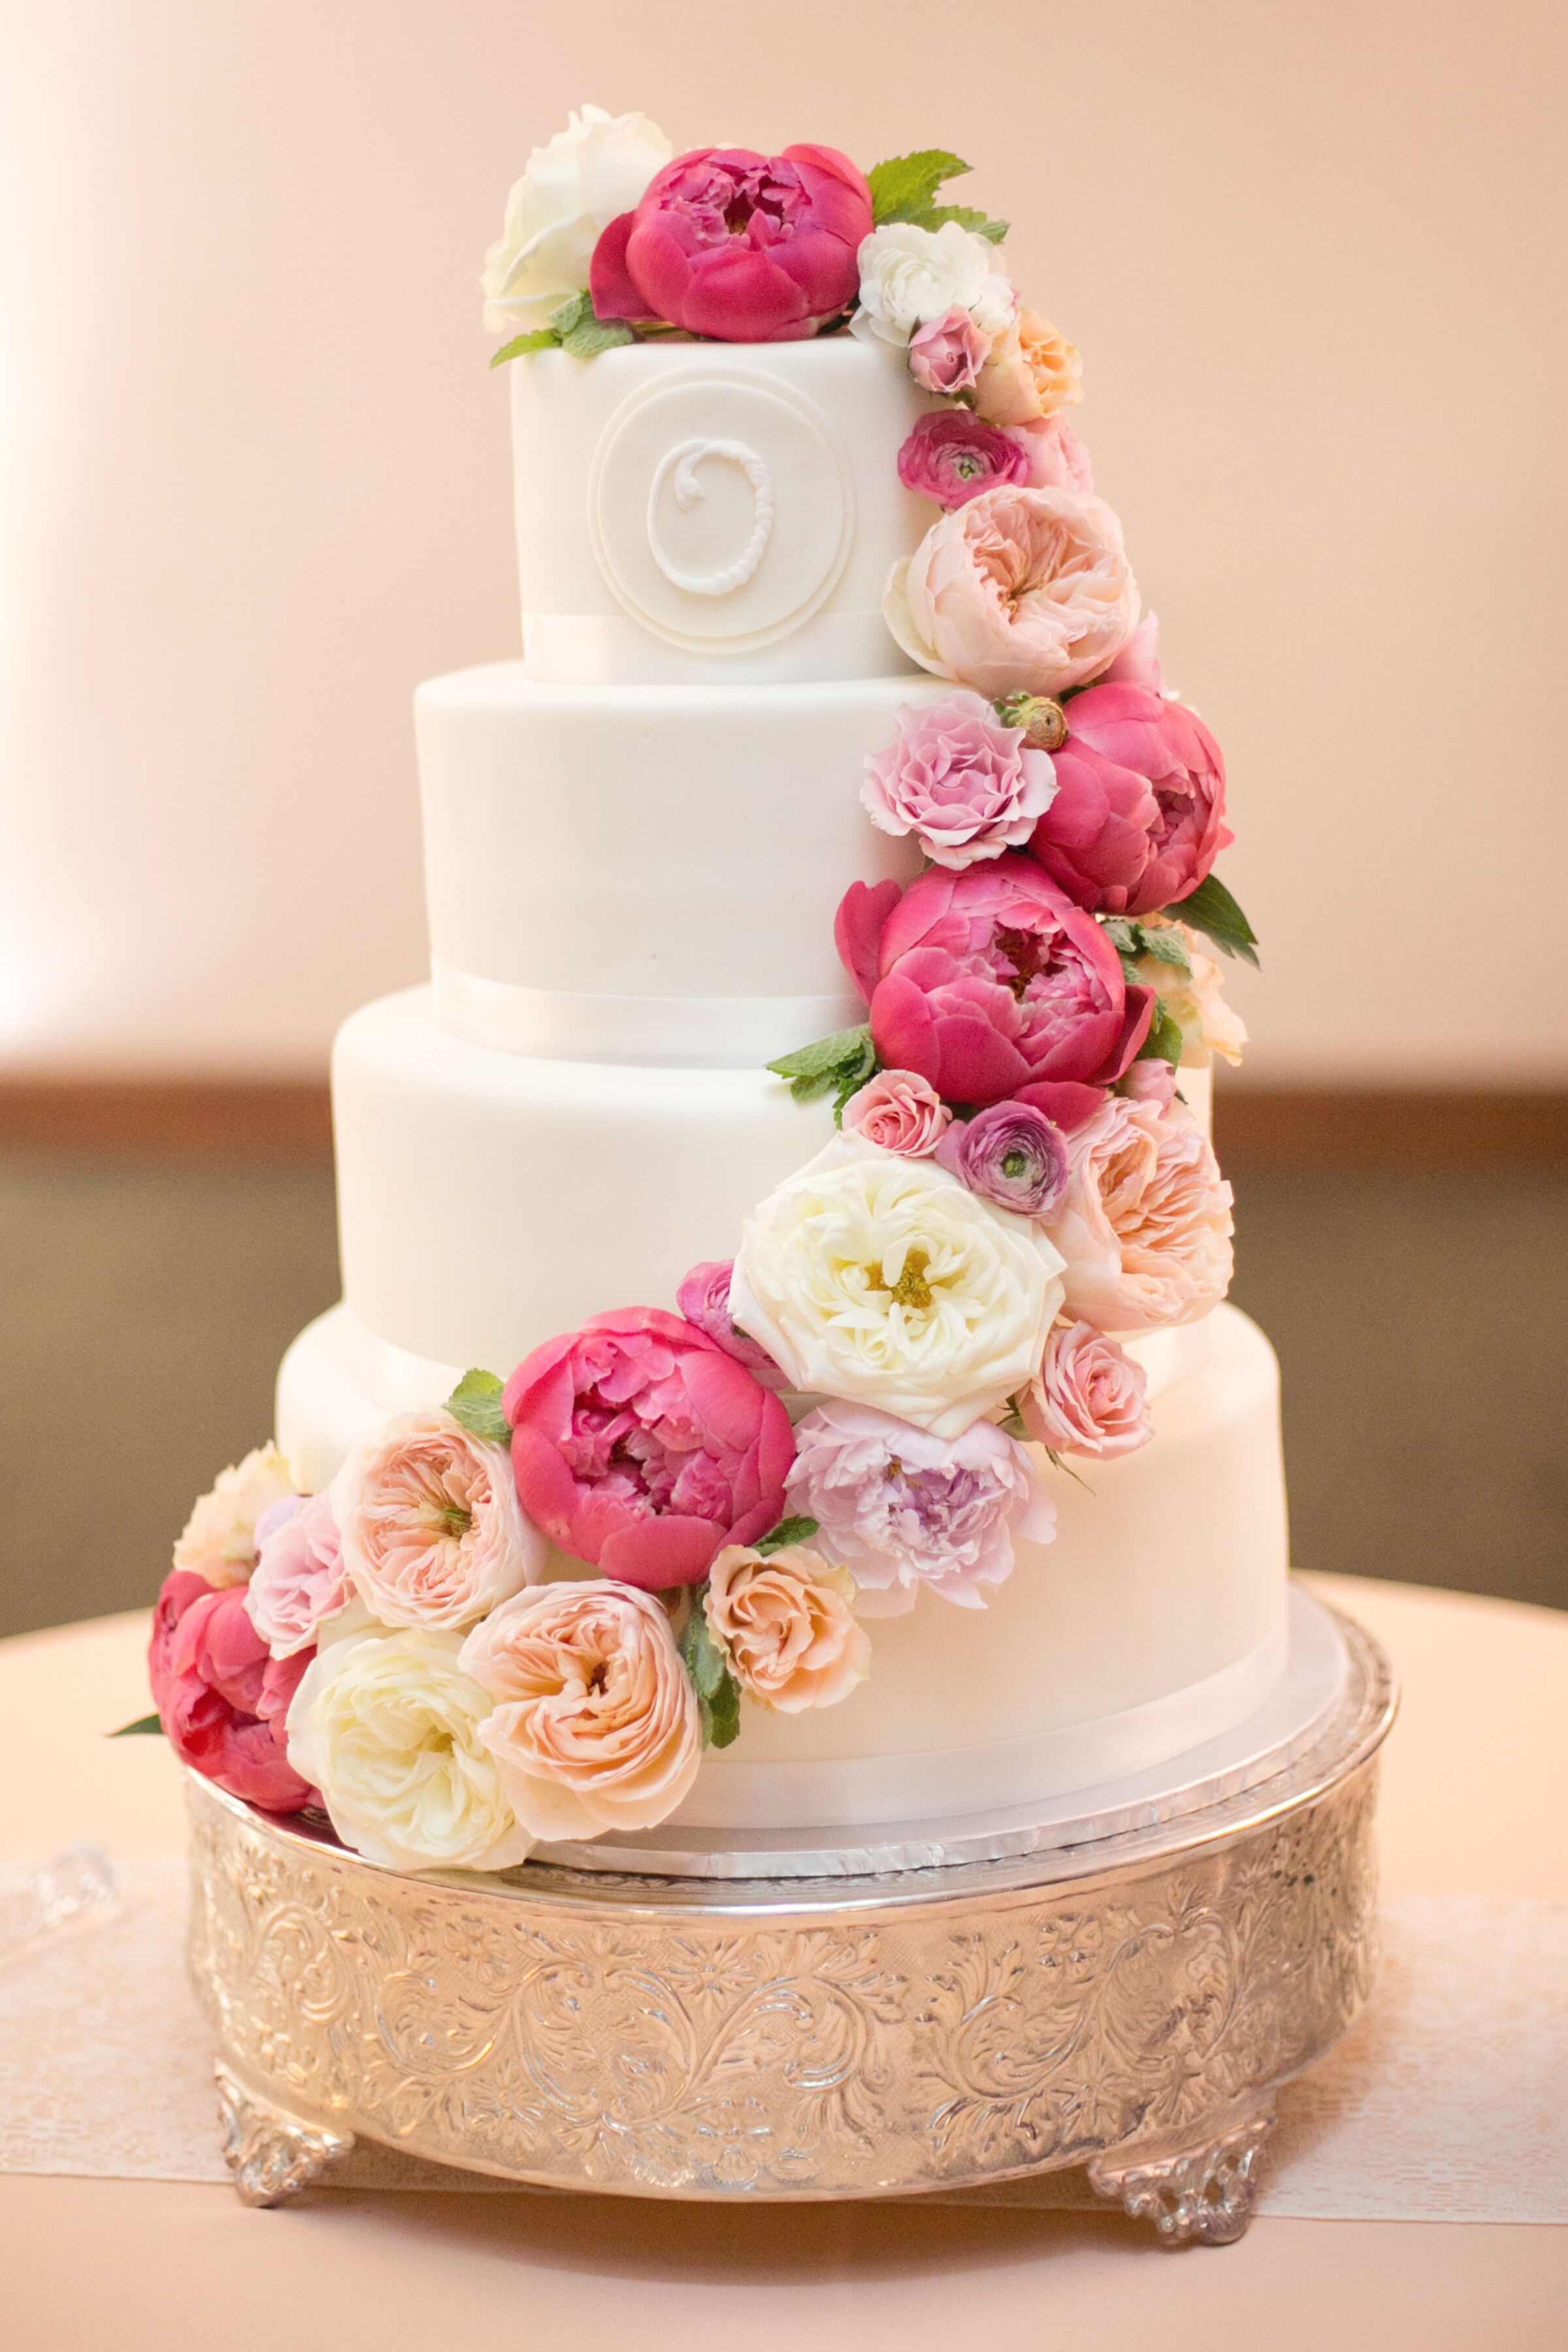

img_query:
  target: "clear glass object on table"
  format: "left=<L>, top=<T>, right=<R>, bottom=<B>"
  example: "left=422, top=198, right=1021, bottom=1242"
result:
left=0, top=1843, right=118, bottom=1963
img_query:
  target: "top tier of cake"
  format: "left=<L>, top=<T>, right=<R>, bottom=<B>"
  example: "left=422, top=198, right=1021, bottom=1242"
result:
left=511, top=338, right=936, bottom=685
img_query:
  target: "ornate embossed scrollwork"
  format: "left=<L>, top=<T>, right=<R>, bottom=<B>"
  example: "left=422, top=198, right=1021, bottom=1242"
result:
left=647, top=440, right=774, bottom=595
left=214, top=2062, right=353, bottom=2207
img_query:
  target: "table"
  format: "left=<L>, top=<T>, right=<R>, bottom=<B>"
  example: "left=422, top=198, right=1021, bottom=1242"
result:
left=4, top=1573, right=1566, bottom=2348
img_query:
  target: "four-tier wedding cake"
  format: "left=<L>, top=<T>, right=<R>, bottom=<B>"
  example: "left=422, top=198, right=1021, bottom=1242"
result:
left=147, top=112, right=1285, bottom=1877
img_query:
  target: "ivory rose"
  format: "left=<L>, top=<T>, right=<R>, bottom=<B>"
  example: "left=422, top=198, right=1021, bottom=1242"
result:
left=461, top=1582, right=701, bottom=1838
left=148, top=1569, right=316, bottom=1813
left=907, top=304, right=990, bottom=395
left=974, top=308, right=1083, bottom=427
left=730, top=1137, right=1064, bottom=1439
left=1133, top=923, right=1249, bottom=1068
left=482, top=105, right=672, bottom=332
left=852, top=220, right=1015, bottom=347
left=172, top=1445, right=297, bottom=1589
left=505, top=1309, right=795, bottom=1590
left=676, top=1260, right=788, bottom=1389
left=1028, top=682, right=1230, bottom=916
left=1021, top=1322, right=1152, bottom=1458
left=1041, top=1094, right=1234, bottom=1333
left=896, top=412, right=1030, bottom=510
left=785, top=1399, right=1054, bottom=1614
left=862, top=692, right=1055, bottom=868
left=332, top=1409, right=543, bottom=1633
left=286, top=1628, right=534, bottom=1873
left=706, top=1544, right=868, bottom=1712
left=840, top=1070, right=951, bottom=1156
left=885, top=486, right=1141, bottom=701
left=245, top=1490, right=349, bottom=1659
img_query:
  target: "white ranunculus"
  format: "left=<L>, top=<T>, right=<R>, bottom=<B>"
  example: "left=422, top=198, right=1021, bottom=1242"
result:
left=480, top=104, right=672, bottom=333
left=851, top=220, right=1016, bottom=349
left=286, top=1628, right=534, bottom=1874
left=730, top=1139, right=1063, bottom=1439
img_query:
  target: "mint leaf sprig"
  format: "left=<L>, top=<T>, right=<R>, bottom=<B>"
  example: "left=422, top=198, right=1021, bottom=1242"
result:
left=445, top=1367, right=510, bottom=1444
left=756, top=1515, right=819, bottom=1557
left=1160, top=874, right=1260, bottom=968
left=767, top=1023, right=878, bottom=1120
left=679, top=1590, right=741, bottom=1750
left=866, top=150, right=1009, bottom=245
left=491, top=289, right=636, bottom=368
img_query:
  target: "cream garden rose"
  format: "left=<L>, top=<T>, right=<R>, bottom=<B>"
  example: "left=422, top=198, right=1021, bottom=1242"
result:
left=1041, top=1094, right=1234, bottom=1333
left=172, top=1443, right=296, bottom=1588
left=460, top=1582, right=701, bottom=1839
left=332, top=1409, right=544, bottom=1633
left=481, top=105, right=672, bottom=332
left=852, top=220, right=1015, bottom=348
left=730, top=1138, right=1064, bottom=1439
left=286, top=1629, right=534, bottom=1873
left=706, top=1544, right=869, bottom=1713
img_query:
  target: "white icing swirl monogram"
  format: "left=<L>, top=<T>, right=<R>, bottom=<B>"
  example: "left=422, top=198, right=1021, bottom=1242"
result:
left=647, top=438, right=774, bottom=597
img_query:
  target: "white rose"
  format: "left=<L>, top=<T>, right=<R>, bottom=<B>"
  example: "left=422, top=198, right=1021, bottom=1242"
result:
left=480, top=104, right=672, bottom=333
left=851, top=220, right=1016, bottom=348
left=286, top=1629, right=534, bottom=1874
left=172, top=1443, right=296, bottom=1588
left=1136, top=923, right=1249, bottom=1068
left=730, top=1139, right=1063, bottom=1439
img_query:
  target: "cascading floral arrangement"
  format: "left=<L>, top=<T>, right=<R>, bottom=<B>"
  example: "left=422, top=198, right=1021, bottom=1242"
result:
left=131, top=110, right=1258, bottom=1875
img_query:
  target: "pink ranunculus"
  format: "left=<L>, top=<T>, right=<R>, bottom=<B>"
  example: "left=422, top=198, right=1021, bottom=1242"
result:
left=896, top=411, right=1030, bottom=511
left=840, top=1068, right=951, bottom=1156
left=245, top=1490, right=348, bottom=1659
left=1006, top=414, right=1095, bottom=493
left=907, top=304, right=990, bottom=395
left=590, top=144, right=872, bottom=342
left=1021, top=1321, right=1152, bottom=1458
left=934, top=1098, right=1069, bottom=1217
left=862, top=691, right=1056, bottom=870
left=676, top=1260, right=789, bottom=1391
left=504, top=1308, right=796, bottom=1592
left=1028, top=682, right=1230, bottom=916
left=148, top=1569, right=316, bottom=1812
left=885, top=485, right=1139, bottom=701
left=836, top=857, right=1154, bottom=1109
left=1041, top=1094, right=1234, bottom=1333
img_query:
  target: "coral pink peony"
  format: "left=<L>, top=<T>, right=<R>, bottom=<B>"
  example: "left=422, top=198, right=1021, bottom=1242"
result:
left=333, top=1409, right=544, bottom=1632
left=862, top=691, right=1055, bottom=868
left=1007, top=414, right=1094, bottom=493
left=885, top=486, right=1139, bottom=701
left=897, top=411, right=1030, bottom=510
left=840, top=1068, right=951, bottom=1156
left=505, top=1309, right=796, bottom=1590
left=1028, top=682, right=1230, bottom=916
left=907, top=304, right=990, bottom=395
left=706, top=1543, right=868, bottom=1711
left=591, top=145, right=871, bottom=341
left=1041, top=1095, right=1234, bottom=1333
left=1021, top=1321, right=1152, bottom=1458
left=836, top=857, right=1153, bottom=1107
left=245, top=1490, right=348, bottom=1659
left=676, top=1260, right=788, bottom=1390
left=148, top=1569, right=316, bottom=1812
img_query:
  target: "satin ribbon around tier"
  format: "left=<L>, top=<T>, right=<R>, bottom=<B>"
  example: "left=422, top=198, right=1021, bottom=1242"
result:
left=433, top=961, right=865, bottom=1068
left=521, top=608, right=909, bottom=686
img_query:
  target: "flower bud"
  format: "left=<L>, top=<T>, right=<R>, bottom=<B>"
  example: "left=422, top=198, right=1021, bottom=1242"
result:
left=994, top=693, right=1069, bottom=752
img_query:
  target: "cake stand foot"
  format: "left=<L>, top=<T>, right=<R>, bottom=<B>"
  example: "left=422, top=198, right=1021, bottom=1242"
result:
left=1086, top=2095, right=1277, bottom=2246
left=215, top=2062, right=353, bottom=2207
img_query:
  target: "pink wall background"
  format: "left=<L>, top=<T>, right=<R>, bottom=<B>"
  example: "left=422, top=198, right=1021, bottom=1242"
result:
left=2, top=0, right=1563, bottom=1081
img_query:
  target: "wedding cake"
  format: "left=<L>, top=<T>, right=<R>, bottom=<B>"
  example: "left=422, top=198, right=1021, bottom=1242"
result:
left=148, top=114, right=1286, bottom=1874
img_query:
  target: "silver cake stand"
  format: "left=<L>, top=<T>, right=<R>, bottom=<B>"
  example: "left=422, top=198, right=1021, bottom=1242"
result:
left=185, top=1586, right=1396, bottom=2245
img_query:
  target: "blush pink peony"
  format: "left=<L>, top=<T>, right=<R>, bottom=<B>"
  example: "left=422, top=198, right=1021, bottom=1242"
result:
left=245, top=1490, right=348, bottom=1659
left=896, top=412, right=1031, bottom=510
left=1028, top=682, right=1230, bottom=916
left=836, top=857, right=1153, bottom=1108
left=885, top=486, right=1139, bottom=702
left=148, top=1569, right=316, bottom=1812
left=505, top=1308, right=796, bottom=1591
left=705, top=1543, right=869, bottom=1711
left=1041, top=1094, right=1234, bottom=1333
left=1021, top=1321, right=1152, bottom=1457
left=333, top=1409, right=544, bottom=1632
left=907, top=304, right=990, bottom=395
left=840, top=1068, right=952, bottom=1156
left=676, top=1260, right=788, bottom=1390
left=1007, top=414, right=1094, bottom=493
left=591, top=145, right=871, bottom=341
left=862, top=692, right=1056, bottom=869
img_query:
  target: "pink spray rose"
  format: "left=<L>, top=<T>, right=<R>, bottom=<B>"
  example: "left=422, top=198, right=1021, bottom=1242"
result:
left=244, top=1490, right=348, bottom=1659
left=896, top=411, right=1031, bottom=510
left=836, top=857, right=1154, bottom=1108
left=885, top=485, right=1140, bottom=701
left=504, top=1308, right=796, bottom=1591
left=1007, top=414, right=1094, bottom=493
left=1028, top=682, right=1230, bottom=917
left=785, top=1399, right=1054, bottom=1615
left=862, top=691, right=1056, bottom=869
left=333, top=1409, right=544, bottom=1633
left=148, top=1569, right=316, bottom=1812
left=1021, top=1322, right=1152, bottom=1458
left=935, top=1098, right=1070, bottom=1217
left=706, top=1543, right=868, bottom=1712
left=1041, top=1094, right=1234, bottom=1333
left=590, top=145, right=872, bottom=341
left=840, top=1068, right=951, bottom=1156
left=907, top=304, right=990, bottom=395
left=676, top=1260, right=788, bottom=1391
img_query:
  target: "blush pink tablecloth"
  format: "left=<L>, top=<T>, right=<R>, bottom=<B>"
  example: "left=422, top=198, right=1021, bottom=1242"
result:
left=3, top=1571, right=1566, bottom=2349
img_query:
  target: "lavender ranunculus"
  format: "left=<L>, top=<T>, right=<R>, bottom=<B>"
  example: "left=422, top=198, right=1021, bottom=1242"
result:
left=862, top=693, right=1056, bottom=871
left=897, top=411, right=1032, bottom=510
left=936, top=1100, right=1068, bottom=1217
left=785, top=1399, right=1055, bottom=1615
left=676, top=1259, right=789, bottom=1392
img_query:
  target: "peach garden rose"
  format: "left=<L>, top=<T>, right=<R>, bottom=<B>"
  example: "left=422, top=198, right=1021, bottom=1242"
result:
left=974, top=308, right=1083, bottom=427
left=705, top=1543, right=869, bottom=1713
left=1041, top=1094, right=1233, bottom=1333
left=332, top=1408, right=544, bottom=1633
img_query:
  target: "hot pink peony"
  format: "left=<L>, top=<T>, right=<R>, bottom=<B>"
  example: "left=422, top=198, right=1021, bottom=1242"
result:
left=862, top=691, right=1056, bottom=869
left=1028, top=683, right=1230, bottom=916
left=1007, top=414, right=1094, bottom=493
left=148, top=1569, right=316, bottom=1812
left=885, top=485, right=1139, bottom=700
left=897, top=412, right=1030, bottom=510
left=1022, top=1321, right=1152, bottom=1457
left=590, top=145, right=871, bottom=342
left=836, top=858, right=1153, bottom=1108
left=504, top=1308, right=796, bottom=1591
left=840, top=1068, right=951, bottom=1156
left=907, top=304, right=990, bottom=395
left=245, top=1490, right=348, bottom=1659
left=676, top=1260, right=788, bottom=1391
left=1041, top=1094, right=1234, bottom=1333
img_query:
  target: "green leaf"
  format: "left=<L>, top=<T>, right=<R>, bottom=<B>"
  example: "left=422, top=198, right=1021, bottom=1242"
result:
left=867, top=149, right=971, bottom=224
left=109, top=1712, right=163, bottom=1737
left=560, top=314, right=635, bottom=359
left=489, top=328, right=560, bottom=368
left=1137, top=998, right=1186, bottom=1067
left=1165, top=873, right=1260, bottom=968
left=445, top=1368, right=510, bottom=1445
left=924, top=203, right=1009, bottom=244
left=756, top=1515, right=819, bottom=1557
left=548, top=289, right=595, bottom=335
left=1101, top=917, right=1140, bottom=960
left=1139, top=925, right=1192, bottom=975
left=767, top=1023, right=876, bottom=1105
left=679, top=1590, right=743, bottom=1750
left=996, top=1404, right=1031, bottom=1443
